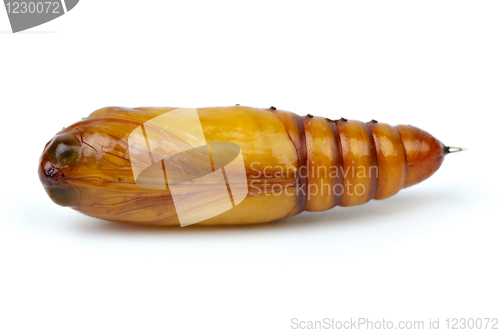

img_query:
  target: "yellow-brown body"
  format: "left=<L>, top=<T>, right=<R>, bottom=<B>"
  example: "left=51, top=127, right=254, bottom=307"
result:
left=39, top=106, right=447, bottom=226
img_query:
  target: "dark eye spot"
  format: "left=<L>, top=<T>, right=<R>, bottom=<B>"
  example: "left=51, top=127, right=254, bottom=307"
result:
left=46, top=134, right=81, bottom=166
left=54, top=143, right=80, bottom=165
left=45, top=185, right=78, bottom=207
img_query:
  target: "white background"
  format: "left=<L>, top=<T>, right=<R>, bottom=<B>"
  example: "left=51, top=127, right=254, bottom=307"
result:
left=1, top=1, right=499, bottom=332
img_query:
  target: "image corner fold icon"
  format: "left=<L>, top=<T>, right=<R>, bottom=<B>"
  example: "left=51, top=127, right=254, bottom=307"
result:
left=3, top=0, right=80, bottom=33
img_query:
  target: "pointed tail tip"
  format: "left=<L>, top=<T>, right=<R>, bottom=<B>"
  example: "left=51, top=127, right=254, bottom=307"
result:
left=444, top=146, right=468, bottom=154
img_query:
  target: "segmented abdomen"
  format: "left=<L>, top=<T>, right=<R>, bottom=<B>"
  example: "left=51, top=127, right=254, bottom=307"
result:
left=269, top=108, right=446, bottom=214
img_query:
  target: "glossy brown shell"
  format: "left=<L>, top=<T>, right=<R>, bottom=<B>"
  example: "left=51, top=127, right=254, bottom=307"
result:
left=39, top=106, right=446, bottom=226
